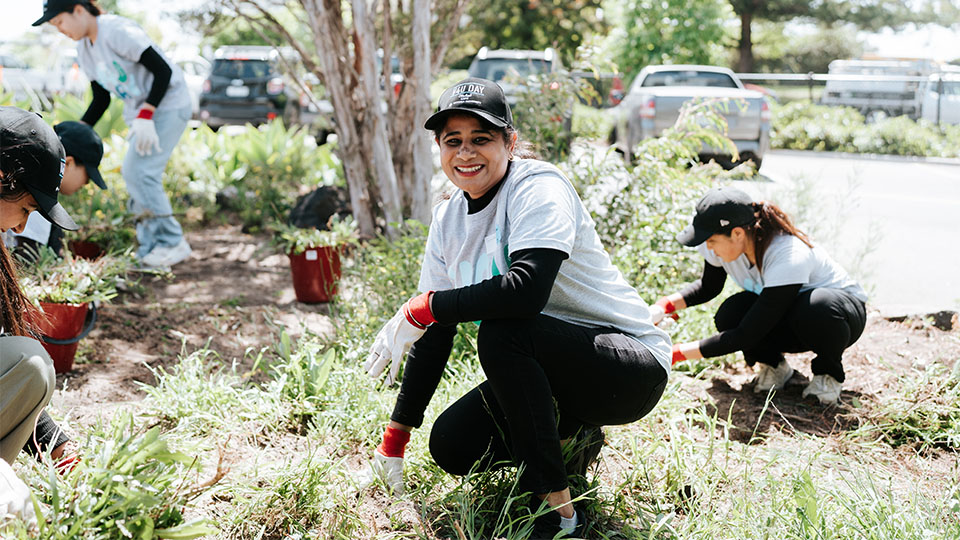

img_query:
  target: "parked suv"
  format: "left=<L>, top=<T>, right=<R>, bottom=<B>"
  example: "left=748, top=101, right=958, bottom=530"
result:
left=199, top=46, right=303, bottom=130
left=467, top=47, right=564, bottom=105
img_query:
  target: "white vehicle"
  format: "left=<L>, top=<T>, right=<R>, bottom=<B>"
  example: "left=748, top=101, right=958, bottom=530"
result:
left=821, top=59, right=960, bottom=124
left=610, top=65, right=771, bottom=167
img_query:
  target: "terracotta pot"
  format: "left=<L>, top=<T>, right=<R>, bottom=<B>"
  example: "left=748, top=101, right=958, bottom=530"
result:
left=68, top=240, right=104, bottom=260
left=288, top=245, right=342, bottom=303
left=34, top=302, right=90, bottom=374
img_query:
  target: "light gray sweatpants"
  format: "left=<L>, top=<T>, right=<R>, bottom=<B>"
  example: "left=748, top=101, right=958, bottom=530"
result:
left=0, top=336, right=55, bottom=464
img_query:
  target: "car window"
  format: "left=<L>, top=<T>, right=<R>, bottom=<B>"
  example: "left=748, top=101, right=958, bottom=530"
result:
left=640, top=71, right=738, bottom=88
left=212, top=59, right=275, bottom=79
left=470, top=58, right=552, bottom=81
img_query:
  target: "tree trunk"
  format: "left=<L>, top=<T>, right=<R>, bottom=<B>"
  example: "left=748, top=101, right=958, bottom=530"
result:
left=352, top=0, right=403, bottom=237
left=410, top=0, right=433, bottom=223
left=737, top=11, right=754, bottom=73
left=305, top=0, right=377, bottom=237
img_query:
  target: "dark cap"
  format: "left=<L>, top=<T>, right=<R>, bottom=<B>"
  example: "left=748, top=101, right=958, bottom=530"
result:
left=0, top=107, right=78, bottom=230
left=55, top=121, right=106, bottom=189
left=676, top=186, right=756, bottom=247
left=32, top=0, right=80, bottom=26
left=424, top=77, right=513, bottom=131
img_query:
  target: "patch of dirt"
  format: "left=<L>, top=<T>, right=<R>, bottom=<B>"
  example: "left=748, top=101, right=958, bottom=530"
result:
left=51, top=224, right=335, bottom=421
left=682, top=314, right=960, bottom=444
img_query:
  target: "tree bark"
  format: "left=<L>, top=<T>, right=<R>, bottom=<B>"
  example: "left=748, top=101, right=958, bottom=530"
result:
left=737, top=11, right=754, bottom=73
left=410, top=0, right=433, bottom=222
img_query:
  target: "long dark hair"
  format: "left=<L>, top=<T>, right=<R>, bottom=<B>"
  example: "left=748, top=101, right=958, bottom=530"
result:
left=431, top=114, right=539, bottom=160
left=0, top=167, right=40, bottom=336
left=738, top=201, right=813, bottom=273
left=77, top=0, right=102, bottom=16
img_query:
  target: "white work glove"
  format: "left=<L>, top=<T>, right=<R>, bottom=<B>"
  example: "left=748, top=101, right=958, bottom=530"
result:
left=649, top=303, right=666, bottom=325
left=356, top=448, right=404, bottom=494
left=0, top=459, right=37, bottom=526
left=129, top=118, right=161, bottom=156
left=364, top=293, right=434, bottom=385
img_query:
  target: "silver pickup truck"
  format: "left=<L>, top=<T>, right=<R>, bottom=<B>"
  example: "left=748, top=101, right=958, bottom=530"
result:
left=610, top=65, right=770, bottom=167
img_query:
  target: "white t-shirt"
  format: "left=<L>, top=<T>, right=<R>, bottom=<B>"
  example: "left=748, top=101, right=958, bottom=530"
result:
left=698, top=233, right=868, bottom=302
left=77, top=14, right=191, bottom=122
left=9, top=213, right=51, bottom=245
left=419, top=159, right=672, bottom=375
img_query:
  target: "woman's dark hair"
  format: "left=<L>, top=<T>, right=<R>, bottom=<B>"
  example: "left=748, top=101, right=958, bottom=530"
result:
left=78, top=1, right=102, bottom=16
left=0, top=164, right=41, bottom=336
left=432, top=114, right=539, bottom=160
left=731, top=201, right=813, bottom=273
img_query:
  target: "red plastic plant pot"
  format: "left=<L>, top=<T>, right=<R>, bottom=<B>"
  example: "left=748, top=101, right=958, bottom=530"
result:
left=68, top=240, right=104, bottom=260
left=287, top=245, right=342, bottom=303
left=34, top=302, right=90, bottom=374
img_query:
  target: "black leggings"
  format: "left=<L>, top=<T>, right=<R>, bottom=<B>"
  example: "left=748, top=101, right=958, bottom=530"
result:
left=714, top=288, right=867, bottom=382
left=428, top=314, right=667, bottom=494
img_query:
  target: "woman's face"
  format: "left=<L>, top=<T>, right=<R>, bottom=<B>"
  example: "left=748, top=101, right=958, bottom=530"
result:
left=437, top=114, right=515, bottom=200
left=59, top=157, right=89, bottom=196
left=705, top=228, right=747, bottom=263
left=0, top=192, right=39, bottom=234
left=49, top=6, right=89, bottom=41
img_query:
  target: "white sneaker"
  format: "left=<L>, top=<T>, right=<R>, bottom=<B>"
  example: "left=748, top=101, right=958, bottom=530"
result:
left=753, top=361, right=795, bottom=393
left=802, top=374, right=842, bottom=404
left=356, top=448, right=404, bottom=494
left=141, top=239, right=192, bottom=268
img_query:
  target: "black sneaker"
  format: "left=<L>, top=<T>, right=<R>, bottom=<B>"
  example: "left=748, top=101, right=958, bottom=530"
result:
left=530, top=506, right=586, bottom=539
left=565, top=427, right=605, bottom=478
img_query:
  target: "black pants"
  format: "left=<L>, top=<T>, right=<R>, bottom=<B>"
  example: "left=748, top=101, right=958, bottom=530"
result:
left=715, top=289, right=867, bottom=382
left=428, top=314, right=667, bottom=494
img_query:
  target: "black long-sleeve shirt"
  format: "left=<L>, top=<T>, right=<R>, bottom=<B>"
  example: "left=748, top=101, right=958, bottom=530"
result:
left=679, top=261, right=802, bottom=358
left=81, top=46, right=172, bottom=126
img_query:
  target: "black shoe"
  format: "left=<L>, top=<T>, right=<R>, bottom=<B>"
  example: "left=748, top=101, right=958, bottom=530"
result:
left=530, top=506, right=586, bottom=539
left=565, top=427, right=604, bottom=477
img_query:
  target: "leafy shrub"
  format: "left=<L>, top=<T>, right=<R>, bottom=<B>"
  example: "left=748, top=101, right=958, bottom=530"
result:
left=771, top=101, right=960, bottom=157
left=269, top=216, right=357, bottom=255
left=15, top=413, right=216, bottom=540
left=511, top=73, right=590, bottom=162
left=166, top=120, right=345, bottom=231
left=19, top=248, right=136, bottom=305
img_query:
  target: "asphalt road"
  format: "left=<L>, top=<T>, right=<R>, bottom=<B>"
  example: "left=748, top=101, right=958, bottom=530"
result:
left=743, top=150, right=960, bottom=316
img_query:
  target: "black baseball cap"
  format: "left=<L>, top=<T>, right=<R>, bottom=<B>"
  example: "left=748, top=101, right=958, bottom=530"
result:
left=32, top=0, right=80, bottom=26
left=55, top=121, right=106, bottom=189
left=676, top=186, right=756, bottom=247
left=424, top=77, right=513, bottom=131
left=0, top=107, right=78, bottom=231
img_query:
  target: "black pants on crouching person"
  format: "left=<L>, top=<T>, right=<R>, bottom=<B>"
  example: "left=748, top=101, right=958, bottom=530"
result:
left=714, top=289, right=867, bottom=383
left=392, top=314, right=667, bottom=495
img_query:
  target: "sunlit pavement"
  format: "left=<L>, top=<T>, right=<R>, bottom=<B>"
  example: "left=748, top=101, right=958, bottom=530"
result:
left=747, top=150, right=960, bottom=316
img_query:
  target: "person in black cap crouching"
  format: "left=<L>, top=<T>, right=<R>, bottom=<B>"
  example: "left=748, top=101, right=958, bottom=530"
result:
left=5, top=120, right=106, bottom=258
left=0, top=106, right=81, bottom=526
left=358, top=78, right=672, bottom=538
left=652, top=186, right=868, bottom=405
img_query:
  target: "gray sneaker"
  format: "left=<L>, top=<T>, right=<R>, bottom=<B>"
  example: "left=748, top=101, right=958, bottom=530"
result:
left=140, top=239, right=192, bottom=268
left=753, top=361, right=794, bottom=393
left=802, top=374, right=842, bottom=404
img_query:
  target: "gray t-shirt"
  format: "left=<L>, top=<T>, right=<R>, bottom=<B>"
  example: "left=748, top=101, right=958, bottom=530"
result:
left=77, top=14, right=191, bottom=122
left=698, top=233, right=868, bottom=302
left=419, top=159, right=672, bottom=375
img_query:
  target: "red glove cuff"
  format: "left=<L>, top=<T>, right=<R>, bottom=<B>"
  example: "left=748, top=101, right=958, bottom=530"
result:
left=404, top=292, right=436, bottom=329
left=671, top=344, right=686, bottom=365
left=136, top=108, right=154, bottom=120
left=655, top=297, right=676, bottom=314
left=378, top=426, right=411, bottom=458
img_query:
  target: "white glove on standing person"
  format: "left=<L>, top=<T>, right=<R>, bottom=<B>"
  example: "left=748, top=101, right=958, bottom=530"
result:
left=0, top=459, right=37, bottom=526
left=364, top=292, right=436, bottom=385
left=129, top=109, right=161, bottom=156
